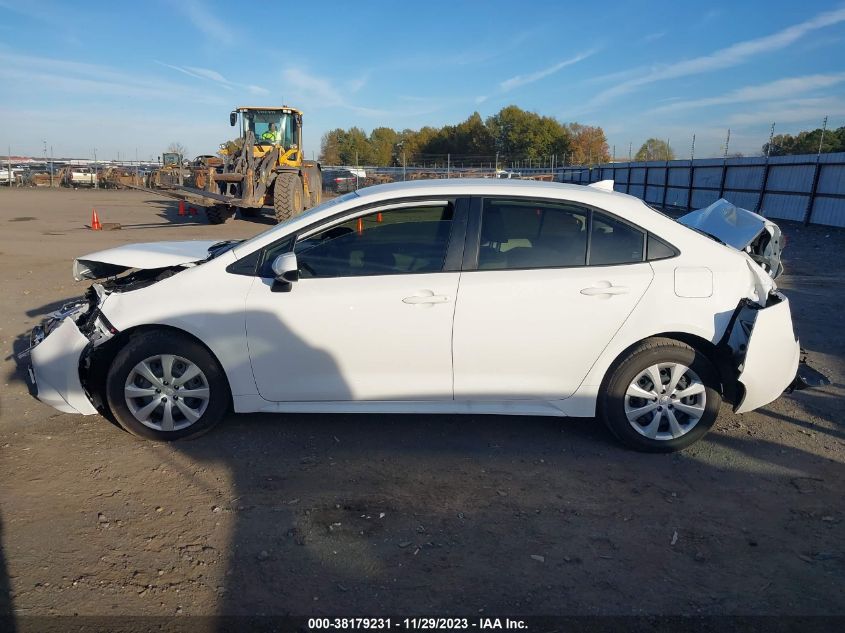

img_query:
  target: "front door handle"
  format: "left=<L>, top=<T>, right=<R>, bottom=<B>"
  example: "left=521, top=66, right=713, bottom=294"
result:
left=403, top=292, right=450, bottom=305
left=580, top=282, right=629, bottom=296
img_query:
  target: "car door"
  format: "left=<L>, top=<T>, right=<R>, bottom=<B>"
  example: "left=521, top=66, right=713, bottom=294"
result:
left=244, top=199, right=466, bottom=402
left=452, top=197, right=654, bottom=400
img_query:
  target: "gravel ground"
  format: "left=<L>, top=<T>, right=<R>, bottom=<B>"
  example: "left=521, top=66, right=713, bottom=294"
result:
left=0, top=188, right=843, bottom=620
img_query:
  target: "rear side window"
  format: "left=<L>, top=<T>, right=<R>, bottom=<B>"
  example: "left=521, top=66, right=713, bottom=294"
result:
left=589, top=212, right=645, bottom=266
left=478, top=200, right=588, bottom=269
left=647, top=234, right=677, bottom=260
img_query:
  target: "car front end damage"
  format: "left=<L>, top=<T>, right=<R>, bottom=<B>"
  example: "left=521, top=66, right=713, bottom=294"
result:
left=19, top=240, right=237, bottom=416
left=22, top=287, right=117, bottom=415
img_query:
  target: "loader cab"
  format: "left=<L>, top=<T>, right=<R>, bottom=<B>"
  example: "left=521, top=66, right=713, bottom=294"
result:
left=232, top=107, right=301, bottom=152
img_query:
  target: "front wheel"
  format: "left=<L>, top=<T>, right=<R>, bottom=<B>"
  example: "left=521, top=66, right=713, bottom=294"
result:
left=599, top=338, right=722, bottom=452
left=105, top=331, right=230, bottom=440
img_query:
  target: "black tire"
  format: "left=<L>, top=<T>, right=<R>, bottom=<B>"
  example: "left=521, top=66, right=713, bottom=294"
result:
left=599, top=337, right=722, bottom=452
left=273, top=172, right=303, bottom=223
left=206, top=204, right=232, bottom=225
left=239, top=207, right=262, bottom=218
left=105, top=330, right=230, bottom=441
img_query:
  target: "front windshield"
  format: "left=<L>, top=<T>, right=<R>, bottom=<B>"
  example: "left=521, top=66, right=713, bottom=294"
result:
left=241, top=110, right=297, bottom=148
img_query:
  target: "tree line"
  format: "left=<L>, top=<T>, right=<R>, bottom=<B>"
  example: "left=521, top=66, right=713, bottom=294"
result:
left=762, top=125, right=845, bottom=156
left=319, top=106, right=610, bottom=168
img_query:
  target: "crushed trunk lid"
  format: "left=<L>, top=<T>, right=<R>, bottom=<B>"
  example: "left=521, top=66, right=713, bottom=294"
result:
left=679, top=199, right=783, bottom=279
left=73, top=240, right=220, bottom=280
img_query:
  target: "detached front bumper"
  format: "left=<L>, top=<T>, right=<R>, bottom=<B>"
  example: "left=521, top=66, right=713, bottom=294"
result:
left=24, top=317, right=98, bottom=415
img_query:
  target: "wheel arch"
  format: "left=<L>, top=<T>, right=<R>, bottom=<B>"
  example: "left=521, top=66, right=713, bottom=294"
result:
left=599, top=332, right=738, bottom=403
left=82, top=323, right=234, bottom=410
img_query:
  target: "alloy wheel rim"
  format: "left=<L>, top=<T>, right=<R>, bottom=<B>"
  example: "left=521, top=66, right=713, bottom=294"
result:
left=124, top=354, right=210, bottom=432
left=624, top=362, right=706, bottom=441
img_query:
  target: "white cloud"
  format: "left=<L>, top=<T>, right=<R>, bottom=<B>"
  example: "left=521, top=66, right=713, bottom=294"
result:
left=590, top=6, right=845, bottom=106
left=652, top=73, right=845, bottom=113
left=156, top=61, right=269, bottom=96
left=0, top=52, right=223, bottom=104
left=499, top=50, right=596, bottom=92
left=178, top=0, right=235, bottom=46
left=727, top=97, right=845, bottom=125
left=641, top=31, right=666, bottom=44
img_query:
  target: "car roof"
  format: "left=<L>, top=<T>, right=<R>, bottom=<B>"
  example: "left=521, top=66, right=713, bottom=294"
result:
left=232, top=178, right=701, bottom=257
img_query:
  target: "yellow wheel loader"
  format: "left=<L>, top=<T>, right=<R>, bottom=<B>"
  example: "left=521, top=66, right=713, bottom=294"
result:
left=146, top=106, right=322, bottom=224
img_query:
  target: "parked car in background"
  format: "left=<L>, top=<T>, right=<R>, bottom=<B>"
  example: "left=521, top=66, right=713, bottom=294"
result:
left=0, top=167, right=22, bottom=185
left=322, top=168, right=359, bottom=193
left=22, top=179, right=825, bottom=452
left=69, top=167, right=98, bottom=188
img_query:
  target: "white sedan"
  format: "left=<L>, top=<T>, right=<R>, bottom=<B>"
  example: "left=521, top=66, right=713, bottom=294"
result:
left=23, top=179, right=821, bottom=451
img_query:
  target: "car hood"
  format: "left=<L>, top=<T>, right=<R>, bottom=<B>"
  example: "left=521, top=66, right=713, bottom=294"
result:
left=678, top=199, right=784, bottom=278
left=73, top=240, right=220, bottom=280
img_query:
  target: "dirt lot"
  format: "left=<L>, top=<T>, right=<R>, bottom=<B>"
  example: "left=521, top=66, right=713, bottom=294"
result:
left=0, top=188, right=843, bottom=620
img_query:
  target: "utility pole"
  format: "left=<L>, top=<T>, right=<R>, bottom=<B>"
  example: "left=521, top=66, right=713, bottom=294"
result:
left=495, top=151, right=499, bottom=174
left=817, top=115, right=828, bottom=155
left=403, top=151, right=406, bottom=181
left=7, top=145, right=11, bottom=187
left=628, top=142, right=632, bottom=162
left=723, top=129, right=731, bottom=160
left=447, top=153, right=450, bottom=177
left=93, top=147, right=99, bottom=189
left=50, top=145, right=54, bottom=187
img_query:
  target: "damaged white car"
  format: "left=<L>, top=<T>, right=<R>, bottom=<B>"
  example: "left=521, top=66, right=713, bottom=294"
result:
left=21, top=180, right=826, bottom=451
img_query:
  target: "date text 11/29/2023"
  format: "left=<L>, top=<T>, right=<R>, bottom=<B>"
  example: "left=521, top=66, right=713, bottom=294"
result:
left=308, top=618, right=528, bottom=630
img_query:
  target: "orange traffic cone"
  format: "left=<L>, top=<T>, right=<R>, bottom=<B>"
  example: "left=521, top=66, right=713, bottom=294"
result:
left=90, top=208, right=102, bottom=230
left=178, top=200, right=186, bottom=216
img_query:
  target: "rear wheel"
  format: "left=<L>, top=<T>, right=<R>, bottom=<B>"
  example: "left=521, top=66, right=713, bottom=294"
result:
left=273, top=172, right=303, bottom=223
left=105, top=331, right=230, bottom=441
left=599, top=338, right=722, bottom=452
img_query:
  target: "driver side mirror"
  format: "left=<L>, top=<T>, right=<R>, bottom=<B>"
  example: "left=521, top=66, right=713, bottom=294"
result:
left=229, top=111, right=237, bottom=127
left=271, top=252, right=299, bottom=292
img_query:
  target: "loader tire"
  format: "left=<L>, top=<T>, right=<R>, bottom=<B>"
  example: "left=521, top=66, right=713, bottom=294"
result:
left=239, top=207, right=261, bottom=218
left=206, top=205, right=232, bottom=225
left=273, top=172, right=303, bottom=223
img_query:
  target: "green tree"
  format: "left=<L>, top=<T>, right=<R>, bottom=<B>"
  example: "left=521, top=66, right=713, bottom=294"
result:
left=486, top=105, right=570, bottom=163
left=369, top=127, right=399, bottom=166
left=763, top=126, right=845, bottom=156
left=635, top=138, right=675, bottom=161
left=319, top=129, right=344, bottom=164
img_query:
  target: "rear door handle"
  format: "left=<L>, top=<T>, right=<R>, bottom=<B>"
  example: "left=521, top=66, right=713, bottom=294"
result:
left=580, top=283, right=629, bottom=296
left=403, top=292, right=450, bottom=304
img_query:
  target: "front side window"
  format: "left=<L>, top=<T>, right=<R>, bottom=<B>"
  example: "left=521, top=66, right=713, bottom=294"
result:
left=294, top=204, right=454, bottom=278
left=478, top=200, right=588, bottom=269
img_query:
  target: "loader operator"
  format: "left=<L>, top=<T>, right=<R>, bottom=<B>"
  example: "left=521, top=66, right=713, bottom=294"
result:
left=261, top=122, right=281, bottom=143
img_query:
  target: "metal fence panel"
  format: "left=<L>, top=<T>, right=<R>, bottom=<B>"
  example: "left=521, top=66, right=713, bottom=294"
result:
left=557, top=152, right=845, bottom=226
left=808, top=197, right=845, bottom=227
left=818, top=164, right=845, bottom=195
left=767, top=165, right=814, bottom=192
left=761, top=194, right=808, bottom=221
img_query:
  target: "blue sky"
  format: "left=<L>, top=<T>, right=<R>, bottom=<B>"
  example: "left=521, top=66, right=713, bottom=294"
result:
left=1, top=0, right=844, bottom=161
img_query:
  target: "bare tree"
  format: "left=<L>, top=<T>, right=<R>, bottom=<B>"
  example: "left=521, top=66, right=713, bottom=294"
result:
left=166, top=142, right=188, bottom=158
